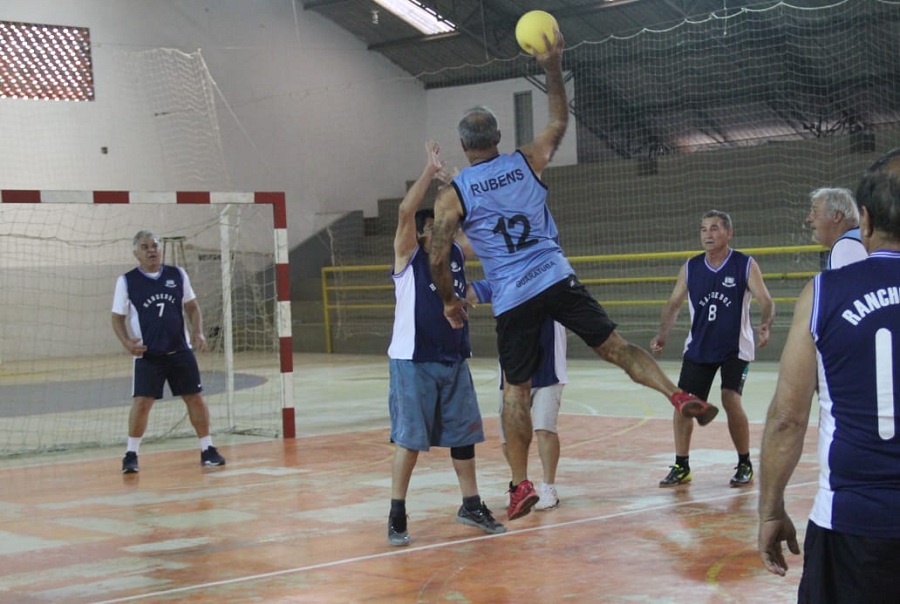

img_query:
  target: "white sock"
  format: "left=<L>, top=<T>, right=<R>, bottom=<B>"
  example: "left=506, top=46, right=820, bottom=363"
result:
left=127, top=437, right=142, bottom=454
left=199, top=435, right=212, bottom=451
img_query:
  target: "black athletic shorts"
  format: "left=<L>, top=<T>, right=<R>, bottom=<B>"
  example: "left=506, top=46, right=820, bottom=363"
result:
left=676, top=357, right=748, bottom=401
left=496, top=275, right=616, bottom=384
left=798, top=520, right=900, bottom=604
left=133, top=349, right=203, bottom=399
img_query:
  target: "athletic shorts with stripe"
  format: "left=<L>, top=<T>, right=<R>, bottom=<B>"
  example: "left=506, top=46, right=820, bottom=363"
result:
left=496, top=275, right=616, bottom=384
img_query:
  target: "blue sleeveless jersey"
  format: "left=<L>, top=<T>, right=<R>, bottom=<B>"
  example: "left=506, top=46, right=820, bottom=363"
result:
left=452, top=151, right=573, bottom=315
left=124, top=265, right=189, bottom=355
left=388, top=243, right=471, bottom=362
left=809, top=250, right=900, bottom=538
left=683, top=250, right=754, bottom=363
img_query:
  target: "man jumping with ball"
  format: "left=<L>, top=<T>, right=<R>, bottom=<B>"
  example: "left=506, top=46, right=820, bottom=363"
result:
left=429, top=27, right=719, bottom=521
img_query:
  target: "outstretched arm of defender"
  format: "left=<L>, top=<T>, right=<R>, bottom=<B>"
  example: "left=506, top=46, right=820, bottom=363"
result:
left=394, top=141, right=446, bottom=271
left=430, top=187, right=468, bottom=328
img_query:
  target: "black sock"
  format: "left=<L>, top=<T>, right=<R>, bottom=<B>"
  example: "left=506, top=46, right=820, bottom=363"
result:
left=675, top=455, right=690, bottom=471
left=389, top=499, right=407, bottom=531
left=463, top=495, right=482, bottom=512
left=390, top=498, right=406, bottom=517
left=738, top=453, right=751, bottom=466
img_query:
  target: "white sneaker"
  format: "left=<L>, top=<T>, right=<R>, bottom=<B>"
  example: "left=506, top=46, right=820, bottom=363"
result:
left=534, top=483, right=559, bottom=511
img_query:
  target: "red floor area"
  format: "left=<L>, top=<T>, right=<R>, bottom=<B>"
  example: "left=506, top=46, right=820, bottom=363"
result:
left=0, top=414, right=815, bottom=603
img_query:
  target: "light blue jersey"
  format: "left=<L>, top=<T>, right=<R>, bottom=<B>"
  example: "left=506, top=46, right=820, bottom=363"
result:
left=452, top=150, right=573, bottom=315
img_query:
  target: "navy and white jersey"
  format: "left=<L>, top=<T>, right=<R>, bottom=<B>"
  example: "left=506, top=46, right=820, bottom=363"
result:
left=827, top=227, right=867, bottom=270
left=388, top=242, right=471, bottom=363
left=111, top=265, right=195, bottom=355
left=452, top=151, right=573, bottom=315
left=683, top=249, right=755, bottom=363
left=809, top=250, right=900, bottom=539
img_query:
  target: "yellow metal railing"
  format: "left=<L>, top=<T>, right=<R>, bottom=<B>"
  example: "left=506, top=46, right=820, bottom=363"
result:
left=320, top=244, right=826, bottom=353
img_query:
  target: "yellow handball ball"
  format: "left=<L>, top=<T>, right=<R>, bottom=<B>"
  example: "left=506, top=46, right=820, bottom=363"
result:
left=515, top=10, right=558, bottom=55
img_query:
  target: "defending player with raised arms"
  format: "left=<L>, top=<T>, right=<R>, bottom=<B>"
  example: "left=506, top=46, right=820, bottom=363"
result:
left=385, top=141, right=505, bottom=546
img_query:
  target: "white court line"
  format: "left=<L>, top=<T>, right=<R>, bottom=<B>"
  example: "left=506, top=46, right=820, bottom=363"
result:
left=90, top=480, right=817, bottom=604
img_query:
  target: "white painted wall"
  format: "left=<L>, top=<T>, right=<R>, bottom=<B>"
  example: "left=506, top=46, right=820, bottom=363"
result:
left=0, top=0, right=430, bottom=245
left=0, top=1, right=580, bottom=240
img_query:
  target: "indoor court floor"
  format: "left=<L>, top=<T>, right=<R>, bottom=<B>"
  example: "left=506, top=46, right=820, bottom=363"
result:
left=0, top=353, right=819, bottom=603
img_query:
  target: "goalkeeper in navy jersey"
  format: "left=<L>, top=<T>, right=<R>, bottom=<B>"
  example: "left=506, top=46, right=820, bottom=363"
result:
left=111, top=230, right=225, bottom=474
left=651, top=210, right=774, bottom=488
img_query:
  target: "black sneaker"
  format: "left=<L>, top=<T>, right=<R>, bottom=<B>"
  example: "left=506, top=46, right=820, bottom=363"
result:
left=201, top=446, right=226, bottom=467
left=456, top=503, right=507, bottom=535
left=388, top=515, right=410, bottom=546
left=659, top=464, right=691, bottom=487
left=122, top=451, right=139, bottom=474
left=730, top=462, right=753, bottom=487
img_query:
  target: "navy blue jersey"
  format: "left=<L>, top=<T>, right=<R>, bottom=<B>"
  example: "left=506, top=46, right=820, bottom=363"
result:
left=684, top=250, right=754, bottom=363
left=388, top=243, right=471, bottom=363
left=809, top=250, right=900, bottom=538
left=452, top=151, right=573, bottom=315
left=123, top=265, right=189, bottom=355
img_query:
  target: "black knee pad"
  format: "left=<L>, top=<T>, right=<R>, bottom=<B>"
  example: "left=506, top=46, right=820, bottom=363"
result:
left=450, top=445, right=475, bottom=460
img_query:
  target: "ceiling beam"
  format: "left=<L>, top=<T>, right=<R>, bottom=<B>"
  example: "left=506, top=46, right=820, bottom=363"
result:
left=368, top=31, right=460, bottom=51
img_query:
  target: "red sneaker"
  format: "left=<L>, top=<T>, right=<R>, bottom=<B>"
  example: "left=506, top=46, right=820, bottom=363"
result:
left=671, top=392, right=719, bottom=426
left=507, top=479, right=539, bottom=520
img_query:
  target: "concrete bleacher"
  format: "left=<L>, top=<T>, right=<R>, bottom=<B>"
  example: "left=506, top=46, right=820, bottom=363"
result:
left=295, top=130, right=899, bottom=361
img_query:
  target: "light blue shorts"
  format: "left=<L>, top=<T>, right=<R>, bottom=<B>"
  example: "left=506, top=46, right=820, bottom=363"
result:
left=389, top=358, right=484, bottom=451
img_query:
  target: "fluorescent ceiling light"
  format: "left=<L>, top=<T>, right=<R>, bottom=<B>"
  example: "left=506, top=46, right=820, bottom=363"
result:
left=373, top=0, right=456, bottom=35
